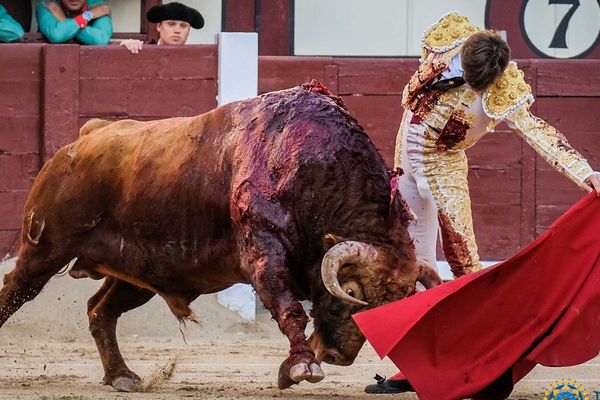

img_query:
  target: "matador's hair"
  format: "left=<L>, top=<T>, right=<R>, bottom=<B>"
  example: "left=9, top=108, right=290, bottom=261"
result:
left=461, top=30, right=510, bottom=92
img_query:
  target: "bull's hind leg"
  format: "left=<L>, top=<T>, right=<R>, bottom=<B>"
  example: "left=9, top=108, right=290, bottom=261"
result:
left=87, top=277, right=155, bottom=392
left=0, top=247, right=71, bottom=327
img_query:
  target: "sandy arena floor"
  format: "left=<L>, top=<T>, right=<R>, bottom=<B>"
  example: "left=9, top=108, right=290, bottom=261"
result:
left=0, top=259, right=598, bottom=400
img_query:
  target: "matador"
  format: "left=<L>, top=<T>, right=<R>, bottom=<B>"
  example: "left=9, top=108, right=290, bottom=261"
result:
left=395, top=12, right=599, bottom=278
left=366, top=11, right=600, bottom=395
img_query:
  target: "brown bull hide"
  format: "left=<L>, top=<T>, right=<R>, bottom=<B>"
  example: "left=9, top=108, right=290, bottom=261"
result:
left=0, top=82, right=440, bottom=392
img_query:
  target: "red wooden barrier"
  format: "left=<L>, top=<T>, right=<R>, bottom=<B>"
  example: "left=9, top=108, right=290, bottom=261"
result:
left=0, top=44, right=44, bottom=256
left=0, top=46, right=598, bottom=263
left=0, top=44, right=218, bottom=257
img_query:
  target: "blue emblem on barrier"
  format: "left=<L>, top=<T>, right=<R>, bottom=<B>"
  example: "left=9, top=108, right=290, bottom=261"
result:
left=544, top=379, right=589, bottom=400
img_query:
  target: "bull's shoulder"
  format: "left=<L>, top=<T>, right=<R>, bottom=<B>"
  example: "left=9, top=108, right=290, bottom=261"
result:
left=79, top=118, right=150, bottom=137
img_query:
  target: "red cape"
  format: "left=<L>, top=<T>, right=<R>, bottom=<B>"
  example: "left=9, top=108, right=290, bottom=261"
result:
left=353, top=193, right=600, bottom=400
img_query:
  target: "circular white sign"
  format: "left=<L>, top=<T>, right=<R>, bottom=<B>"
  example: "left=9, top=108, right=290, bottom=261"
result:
left=521, top=0, right=600, bottom=58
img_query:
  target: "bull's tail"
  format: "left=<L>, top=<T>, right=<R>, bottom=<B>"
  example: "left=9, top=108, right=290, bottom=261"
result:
left=0, top=247, right=73, bottom=328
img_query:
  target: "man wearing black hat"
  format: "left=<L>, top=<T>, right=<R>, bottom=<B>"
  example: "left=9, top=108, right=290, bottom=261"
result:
left=121, top=1, right=204, bottom=54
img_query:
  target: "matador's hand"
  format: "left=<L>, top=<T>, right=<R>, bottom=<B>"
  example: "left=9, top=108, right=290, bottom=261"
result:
left=584, top=172, right=600, bottom=196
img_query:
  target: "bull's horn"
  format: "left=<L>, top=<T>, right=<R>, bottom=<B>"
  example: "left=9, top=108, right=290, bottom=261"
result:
left=320, top=241, right=377, bottom=306
left=417, top=259, right=442, bottom=289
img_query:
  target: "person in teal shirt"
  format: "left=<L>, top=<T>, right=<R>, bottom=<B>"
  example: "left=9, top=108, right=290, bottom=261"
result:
left=36, top=0, right=112, bottom=45
left=0, top=5, right=25, bottom=42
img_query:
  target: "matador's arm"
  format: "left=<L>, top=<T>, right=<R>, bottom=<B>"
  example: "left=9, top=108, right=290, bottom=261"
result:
left=505, top=105, right=595, bottom=190
left=483, top=62, right=597, bottom=191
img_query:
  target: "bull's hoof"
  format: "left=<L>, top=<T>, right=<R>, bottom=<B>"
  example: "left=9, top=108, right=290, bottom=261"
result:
left=290, top=362, right=324, bottom=383
left=278, top=358, right=325, bottom=389
left=306, top=363, right=325, bottom=383
left=277, top=364, right=296, bottom=390
left=111, top=376, right=142, bottom=392
left=290, top=363, right=310, bottom=382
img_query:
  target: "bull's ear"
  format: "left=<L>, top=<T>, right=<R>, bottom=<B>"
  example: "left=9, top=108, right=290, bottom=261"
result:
left=322, top=233, right=344, bottom=251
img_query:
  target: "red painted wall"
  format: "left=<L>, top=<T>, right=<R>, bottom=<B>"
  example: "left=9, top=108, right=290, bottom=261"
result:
left=0, top=44, right=598, bottom=264
left=0, top=44, right=43, bottom=257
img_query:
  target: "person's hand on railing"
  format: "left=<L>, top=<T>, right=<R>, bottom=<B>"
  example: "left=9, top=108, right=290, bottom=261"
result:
left=120, top=39, right=144, bottom=54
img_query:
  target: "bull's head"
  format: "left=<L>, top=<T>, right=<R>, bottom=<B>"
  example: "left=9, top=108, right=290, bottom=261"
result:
left=308, top=236, right=440, bottom=366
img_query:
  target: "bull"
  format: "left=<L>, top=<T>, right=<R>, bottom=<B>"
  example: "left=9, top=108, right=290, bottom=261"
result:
left=0, top=81, right=440, bottom=391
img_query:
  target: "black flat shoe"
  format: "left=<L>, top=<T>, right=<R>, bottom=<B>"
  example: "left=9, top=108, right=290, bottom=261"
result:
left=364, top=374, right=415, bottom=394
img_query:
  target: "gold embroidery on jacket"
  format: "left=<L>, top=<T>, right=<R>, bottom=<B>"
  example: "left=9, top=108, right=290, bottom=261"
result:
left=413, top=86, right=467, bottom=133
left=508, top=105, right=594, bottom=188
left=422, top=12, right=480, bottom=52
left=461, top=87, right=477, bottom=107
left=393, top=111, right=410, bottom=170
left=403, top=12, right=480, bottom=107
left=483, top=62, right=533, bottom=120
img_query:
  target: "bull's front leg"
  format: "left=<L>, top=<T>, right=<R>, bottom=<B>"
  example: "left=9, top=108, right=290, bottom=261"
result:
left=240, top=231, right=324, bottom=389
left=233, top=184, right=324, bottom=388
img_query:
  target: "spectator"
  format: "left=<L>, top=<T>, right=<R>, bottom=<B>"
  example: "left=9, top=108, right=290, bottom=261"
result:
left=120, top=2, right=204, bottom=54
left=36, top=0, right=112, bottom=45
left=0, top=5, right=25, bottom=42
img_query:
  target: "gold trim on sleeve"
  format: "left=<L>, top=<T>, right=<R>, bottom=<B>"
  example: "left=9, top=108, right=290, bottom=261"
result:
left=507, top=105, right=595, bottom=188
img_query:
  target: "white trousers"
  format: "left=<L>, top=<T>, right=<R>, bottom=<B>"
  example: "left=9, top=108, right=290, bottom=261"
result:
left=396, top=111, right=482, bottom=277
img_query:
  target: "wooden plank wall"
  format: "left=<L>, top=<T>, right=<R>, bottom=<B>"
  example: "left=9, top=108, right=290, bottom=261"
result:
left=259, top=57, right=600, bottom=260
left=0, top=44, right=44, bottom=257
left=0, top=44, right=218, bottom=257
left=78, top=46, right=217, bottom=123
left=533, top=60, right=600, bottom=234
left=0, top=47, right=597, bottom=262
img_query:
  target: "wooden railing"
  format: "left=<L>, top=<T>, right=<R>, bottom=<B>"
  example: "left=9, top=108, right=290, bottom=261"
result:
left=1, top=44, right=598, bottom=261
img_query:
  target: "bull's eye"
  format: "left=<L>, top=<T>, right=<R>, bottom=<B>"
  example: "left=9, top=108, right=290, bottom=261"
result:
left=342, top=281, right=363, bottom=301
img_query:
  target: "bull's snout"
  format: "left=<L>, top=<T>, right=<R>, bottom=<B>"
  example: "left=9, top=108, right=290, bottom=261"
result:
left=319, top=348, right=353, bottom=366
left=309, top=333, right=355, bottom=366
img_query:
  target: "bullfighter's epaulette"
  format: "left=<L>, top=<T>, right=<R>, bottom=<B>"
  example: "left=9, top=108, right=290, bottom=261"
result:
left=482, top=61, right=534, bottom=120
left=420, top=12, right=479, bottom=61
